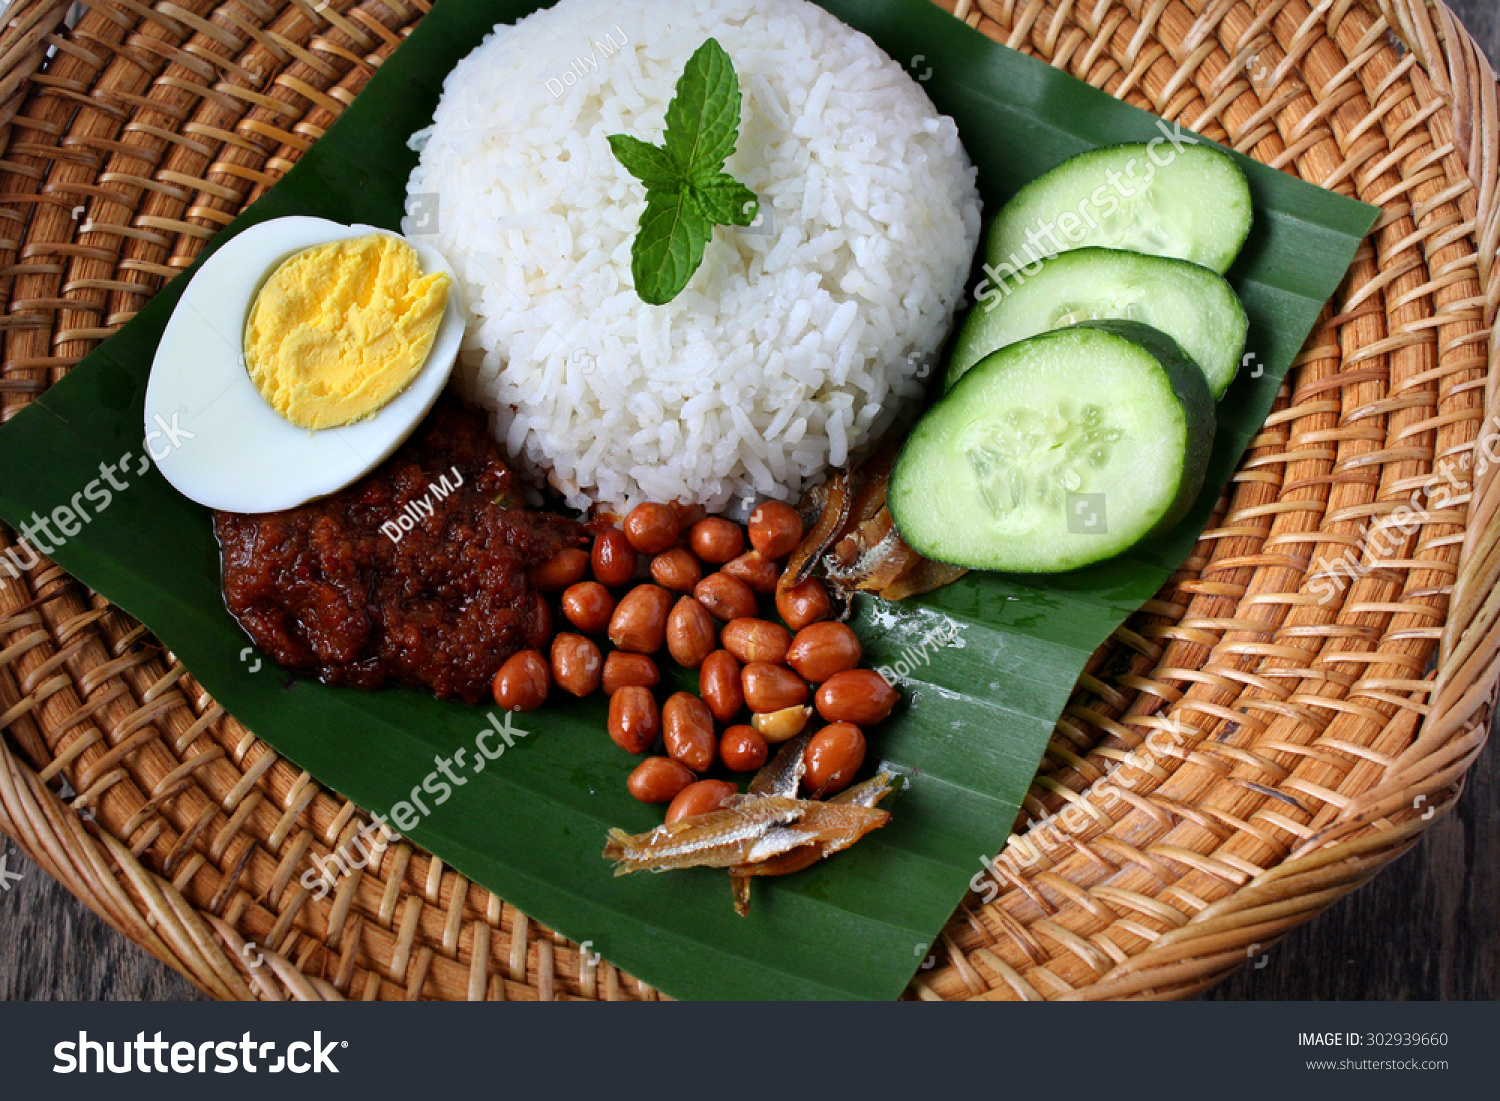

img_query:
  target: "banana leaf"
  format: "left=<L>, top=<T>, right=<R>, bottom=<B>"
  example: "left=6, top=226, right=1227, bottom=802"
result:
left=0, top=0, right=1377, bottom=1000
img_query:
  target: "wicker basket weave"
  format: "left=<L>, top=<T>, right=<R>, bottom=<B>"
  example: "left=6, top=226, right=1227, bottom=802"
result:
left=0, top=0, right=1496, bottom=1002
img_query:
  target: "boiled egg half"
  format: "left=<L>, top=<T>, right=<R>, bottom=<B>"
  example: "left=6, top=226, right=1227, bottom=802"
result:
left=144, top=216, right=464, bottom=513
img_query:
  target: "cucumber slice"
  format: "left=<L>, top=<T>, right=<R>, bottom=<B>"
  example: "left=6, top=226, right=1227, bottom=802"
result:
left=950, top=248, right=1248, bottom=398
left=983, top=142, right=1251, bottom=279
left=889, top=321, right=1214, bottom=573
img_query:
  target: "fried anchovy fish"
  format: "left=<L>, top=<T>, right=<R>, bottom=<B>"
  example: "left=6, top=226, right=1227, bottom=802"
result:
left=727, top=772, right=900, bottom=914
left=732, top=804, right=892, bottom=877
left=605, top=763, right=903, bottom=915
left=602, top=796, right=805, bottom=875
left=830, top=769, right=900, bottom=808
left=747, top=731, right=813, bottom=799
left=733, top=772, right=897, bottom=879
left=782, top=427, right=967, bottom=603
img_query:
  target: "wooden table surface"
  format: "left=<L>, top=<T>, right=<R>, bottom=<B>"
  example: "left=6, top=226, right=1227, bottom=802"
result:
left=3, top=1, right=1498, bottom=1003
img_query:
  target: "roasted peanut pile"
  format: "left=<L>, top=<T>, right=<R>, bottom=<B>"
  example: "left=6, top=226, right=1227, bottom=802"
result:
left=492, top=501, right=899, bottom=822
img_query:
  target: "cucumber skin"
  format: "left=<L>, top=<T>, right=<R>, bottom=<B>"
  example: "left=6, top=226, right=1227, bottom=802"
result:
left=890, top=321, right=1216, bottom=574
left=984, top=142, right=1253, bottom=276
left=1073, top=320, right=1215, bottom=540
left=945, top=247, right=1249, bottom=397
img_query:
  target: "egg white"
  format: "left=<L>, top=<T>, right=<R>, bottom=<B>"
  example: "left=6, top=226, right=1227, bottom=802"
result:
left=144, top=216, right=464, bottom=513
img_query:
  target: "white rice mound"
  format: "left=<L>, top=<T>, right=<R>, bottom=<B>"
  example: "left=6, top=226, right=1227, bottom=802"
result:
left=405, top=0, right=981, bottom=515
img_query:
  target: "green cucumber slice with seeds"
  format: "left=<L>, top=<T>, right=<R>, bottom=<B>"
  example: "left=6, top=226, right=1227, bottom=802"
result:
left=982, top=142, right=1252, bottom=282
left=949, top=248, right=1248, bottom=398
left=890, top=321, right=1215, bottom=574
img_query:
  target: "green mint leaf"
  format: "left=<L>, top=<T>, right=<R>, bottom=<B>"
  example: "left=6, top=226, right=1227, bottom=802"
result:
left=611, top=38, right=755, bottom=305
left=691, top=173, right=759, bottom=227
left=631, top=190, right=714, bottom=305
left=663, top=38, right=741, bottom=177
left=607, top=134, right=684, bottom=192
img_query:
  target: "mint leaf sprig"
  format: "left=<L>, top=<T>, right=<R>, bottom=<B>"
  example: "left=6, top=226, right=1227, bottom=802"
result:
left=608, top=38, right=759, bottom=306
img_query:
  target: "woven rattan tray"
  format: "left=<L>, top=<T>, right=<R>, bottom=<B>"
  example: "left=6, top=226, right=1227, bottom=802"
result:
left=1, top=0, right=1497, bottom=1001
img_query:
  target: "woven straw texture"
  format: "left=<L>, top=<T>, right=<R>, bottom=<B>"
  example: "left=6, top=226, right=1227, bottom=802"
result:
left=0, top=0, right=1497, bottom=1002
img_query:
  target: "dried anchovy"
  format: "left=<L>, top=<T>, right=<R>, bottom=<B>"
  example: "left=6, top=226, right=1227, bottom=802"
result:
left=747, top=731, right=813, bottom=799
left=727, top=801, right=892, bottom=915
left=603, top=796, right=805, bottom=875
left=782, top=474, right=849, bottom=590
left=878, top=557, right=968, bottom=602
left=728, top=773, right=899, bottom=913
left=607, top=753, right=902, bottom=914
left=740, top=771, right=899, bottom=873
left=741, top=825, right=825, bottom=865
left=781, top=430, right=966, bottom=602
left=826, top=514, right=919, bottom=589
left=730, top=875, right=754, bottom=915
left=745, top=802, right=891, bottom=865
left=830, top=770, right=899, bottom=808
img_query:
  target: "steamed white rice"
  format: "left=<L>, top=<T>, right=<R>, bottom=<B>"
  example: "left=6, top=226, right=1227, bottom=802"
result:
left=405, top=0, right=981, bottom=514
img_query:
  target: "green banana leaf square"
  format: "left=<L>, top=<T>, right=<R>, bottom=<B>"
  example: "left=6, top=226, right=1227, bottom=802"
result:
left=0, top=0, right=1377, bottom=999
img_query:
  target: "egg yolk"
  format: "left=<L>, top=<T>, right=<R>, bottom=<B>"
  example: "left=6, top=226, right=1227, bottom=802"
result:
left=244, top=233, right=450, bottom=431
